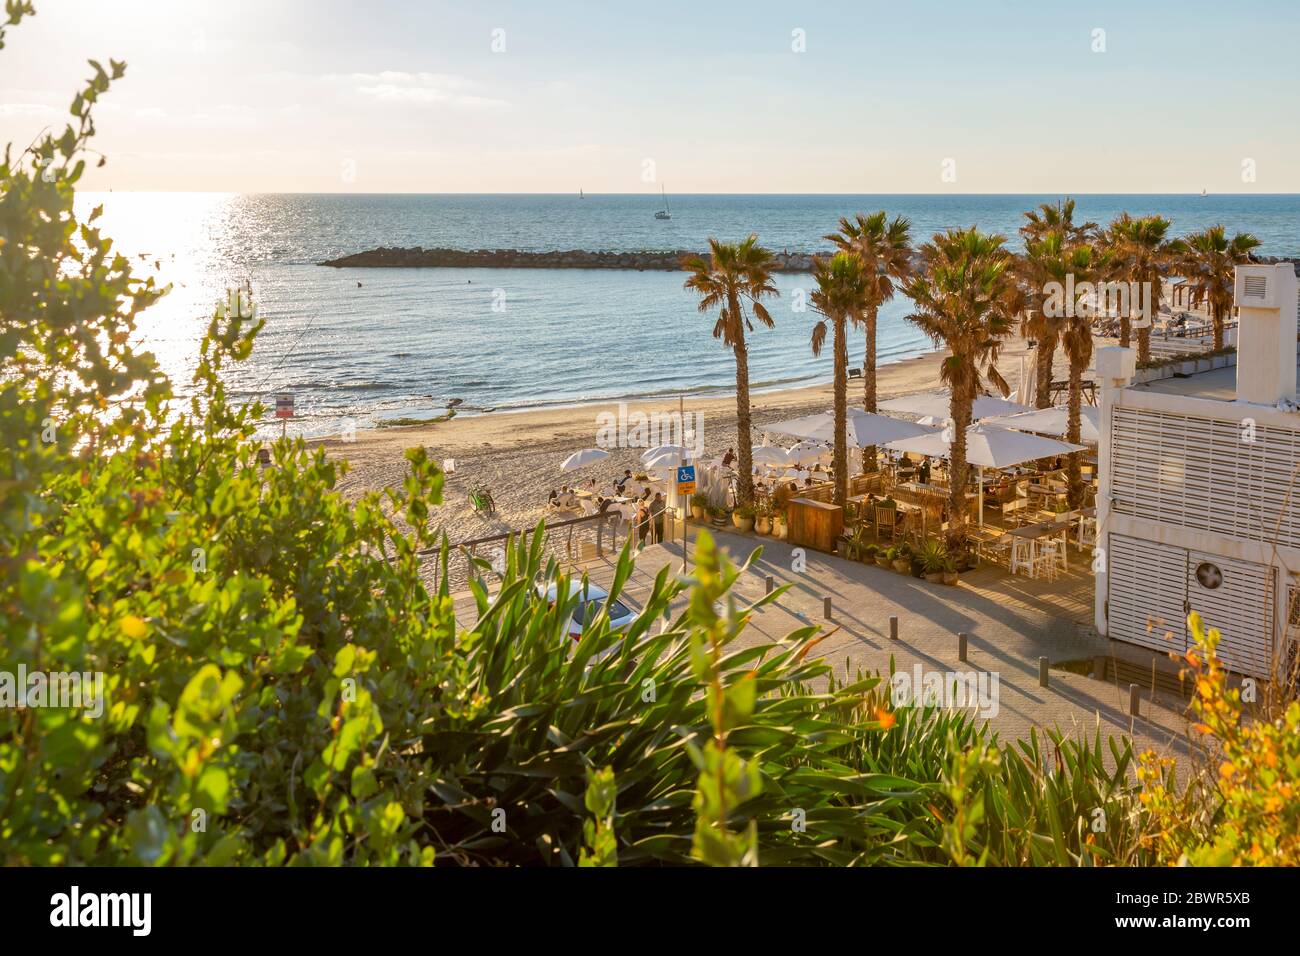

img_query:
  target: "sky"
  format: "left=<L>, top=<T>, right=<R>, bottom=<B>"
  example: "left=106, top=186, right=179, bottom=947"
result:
left=2, top=0, right=1298, bottom=194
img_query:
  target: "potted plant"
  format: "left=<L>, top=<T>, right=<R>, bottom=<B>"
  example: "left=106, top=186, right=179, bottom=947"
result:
left=732, top=504, right=756, bottom=533
left=709, top=505, right=728, bottom=528
left=690, top=492, right=708, bottom=521
left=861, top=543, right=879, bottom=565
left=917, top=538, right=947, bottom=584
left=772, top=509, right=787, bottom=539
left=891, top=543, right=913, bottom=574
left=755, top=502, right=773, bottom=536
left=875, top=546, right=893, bottom=569
left=941, top=553, right=959, bottom=586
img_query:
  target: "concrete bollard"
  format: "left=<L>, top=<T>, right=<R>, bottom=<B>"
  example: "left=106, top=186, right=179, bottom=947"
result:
left=765, top=575, right=774, bottom=595
left=1092, top=656, right=1107, bottom=681
left=823, top=596, right=832, bottom=619
left=1039, top=657, right=1049, bottom=688
left=958, top=632, right=968, bottom=662
left=889, top=615, right=898, bottom=641
left=1129, top=683, right=1141, bottom=717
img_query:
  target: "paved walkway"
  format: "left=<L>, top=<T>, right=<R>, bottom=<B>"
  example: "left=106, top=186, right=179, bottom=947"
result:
left=453, top=529, right=1200, bottom=765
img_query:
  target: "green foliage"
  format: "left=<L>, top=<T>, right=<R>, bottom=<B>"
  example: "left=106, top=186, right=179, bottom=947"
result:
left=578, top=766, right=617, bottom=867
left=0, top=8, right=1219, bottom=867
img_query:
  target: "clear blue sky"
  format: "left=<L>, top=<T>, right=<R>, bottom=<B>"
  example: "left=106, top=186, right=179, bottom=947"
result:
left=3, top=0, right=1297, bottom=192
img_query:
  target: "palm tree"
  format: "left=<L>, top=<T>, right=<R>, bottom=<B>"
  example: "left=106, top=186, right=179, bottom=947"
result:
left=1179, top=225, right=1261, bottom=350
left=809, top=252, right=873, bottom=506
left=904, top=228, right=1017, bottom=549
left=824, top=212, right=913, bottom=471
left=1028, top=232, right=1109, bottom=508
left=1018, top=199, right=1096, bottom=408
left=681, top=235, right=779, bottom=506
left=1105, top=214, right=1178, bottom=364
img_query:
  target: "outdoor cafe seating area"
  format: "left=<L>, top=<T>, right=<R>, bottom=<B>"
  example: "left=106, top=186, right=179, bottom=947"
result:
left=747, top=394, right=1101, bottom=580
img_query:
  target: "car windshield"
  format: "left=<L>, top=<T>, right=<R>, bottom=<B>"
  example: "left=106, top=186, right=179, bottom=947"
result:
left=573, top=598, right=632, bottom=627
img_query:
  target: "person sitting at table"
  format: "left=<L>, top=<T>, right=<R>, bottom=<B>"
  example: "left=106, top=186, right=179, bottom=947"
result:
left=547, top=489, right=560, bottom=509
left=917, top=459, right=931, bottom=485
left=614, top=469, right=632, bottom=493
left=559, top=486, right=579, bottom=510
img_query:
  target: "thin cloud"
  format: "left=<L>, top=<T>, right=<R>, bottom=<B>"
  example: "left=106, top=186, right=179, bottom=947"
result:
left=323, top=71, right=509, bottom=110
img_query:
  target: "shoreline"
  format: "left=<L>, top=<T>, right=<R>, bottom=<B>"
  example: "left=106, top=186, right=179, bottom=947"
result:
left=319, top=332, right=1082, bottom=544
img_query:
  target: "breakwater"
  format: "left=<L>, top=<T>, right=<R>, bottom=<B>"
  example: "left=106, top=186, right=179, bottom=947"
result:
left=319, top=246, right=830, bottom=271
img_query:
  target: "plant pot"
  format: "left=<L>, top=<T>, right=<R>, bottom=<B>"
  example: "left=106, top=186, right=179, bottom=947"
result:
left=875, top=555, right=891, bottom=569
left=892, top=559, right=911, bottom=574
left=942, top=570, right=959, bottom=585
left=710, top=514, right=727, bottom=528
left=924, top=572, right=943, bottom=584
left=691, top=505, right=705, bottom=520
left=774, top=520, right=787, bottom=540
left=732, top=514, right=754, bottom=533
left=755, top=516, right=772, bottom=535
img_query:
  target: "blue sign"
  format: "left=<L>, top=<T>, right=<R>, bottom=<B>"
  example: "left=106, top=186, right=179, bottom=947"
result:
left=676, top=465, right=696, bottom=484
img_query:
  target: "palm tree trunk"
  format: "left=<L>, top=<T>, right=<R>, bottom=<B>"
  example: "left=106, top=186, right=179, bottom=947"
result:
left=1136, top=272, right=1155, bottom=364
left=946, top=382, right=974, bottom=550
left=1066, top=358, right=1085, bottom=509
left=1119, top=315, right=1130, bottom=349
left=1034, top=333, right=1056, bottom=409
left=1212, top=302, right=1224, bottom=351
left=731, top=298, right=756, bottom=507
left=861, top=306, right=878, bottom=474
left=833, top=317, right=848, bottom=507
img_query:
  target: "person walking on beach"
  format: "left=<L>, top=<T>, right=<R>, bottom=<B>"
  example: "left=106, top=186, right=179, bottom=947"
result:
left=650, top=492, right=665, bottom=543
left=635, top=501, right=651, bottom=549
left=722, top=448, right=736, bottom=468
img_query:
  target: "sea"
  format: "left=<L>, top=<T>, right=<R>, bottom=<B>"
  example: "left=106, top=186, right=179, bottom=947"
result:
left=80, top=192, right=1300, bottom=436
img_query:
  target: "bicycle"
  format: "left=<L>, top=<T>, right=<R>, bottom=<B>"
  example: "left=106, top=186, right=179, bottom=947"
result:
left=469, top=485, right=496, bottom=516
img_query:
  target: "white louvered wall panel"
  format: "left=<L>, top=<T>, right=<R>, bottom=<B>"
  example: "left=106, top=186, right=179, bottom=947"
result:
left=1106, top=535, right=1189, bottom=656
left=1186, top=553, right=1276, bottom=677
left=1111, top=407, right=1300, bottom=549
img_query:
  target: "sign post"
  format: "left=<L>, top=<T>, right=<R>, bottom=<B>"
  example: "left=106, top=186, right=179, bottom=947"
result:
left=275, top=393, right=294, bottom=439
left=676, top=464, right=696, bottom=573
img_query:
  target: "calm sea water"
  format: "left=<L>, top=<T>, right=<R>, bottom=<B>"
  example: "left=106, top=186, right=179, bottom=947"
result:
left=82, top=192, right=1300, bottom=434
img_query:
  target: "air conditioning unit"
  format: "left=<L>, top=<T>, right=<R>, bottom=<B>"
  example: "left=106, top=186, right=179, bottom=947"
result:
left=1235, top=265, right=1280, bottom=308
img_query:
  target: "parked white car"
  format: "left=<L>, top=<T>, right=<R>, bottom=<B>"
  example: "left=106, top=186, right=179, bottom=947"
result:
left=539, top=581, right=636, bottom=650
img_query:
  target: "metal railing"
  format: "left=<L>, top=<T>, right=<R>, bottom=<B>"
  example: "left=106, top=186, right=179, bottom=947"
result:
left=419, top=509, right=666, bottom=593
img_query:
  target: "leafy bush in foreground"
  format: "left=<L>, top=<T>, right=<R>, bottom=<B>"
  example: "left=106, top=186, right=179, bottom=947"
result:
left=6, top=4, right=1277, bottom=866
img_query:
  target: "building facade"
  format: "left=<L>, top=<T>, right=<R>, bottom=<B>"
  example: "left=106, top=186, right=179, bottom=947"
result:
left=1094, top=262, right=1300, bottom=678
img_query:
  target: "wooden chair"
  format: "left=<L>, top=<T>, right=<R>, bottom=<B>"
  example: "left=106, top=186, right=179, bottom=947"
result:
left=873, top=504, right=899, bottom=543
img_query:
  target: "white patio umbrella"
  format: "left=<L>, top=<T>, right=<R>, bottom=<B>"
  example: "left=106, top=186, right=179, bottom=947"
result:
left=642, top=447, right=692, bottom=470
left=982, top=405, right=1101, bottom=444
left=884, top=424, right=1086, bottom=525
left=766, top=409, right=938, bottom=448
left=1015, top=353, right=1038, bottom=408
left=641, top=444, right=690, bottom=464
left=879, top=391, right=1030, bottom=421
left=785, top=440, right=830, bottom=465
left=751, top=445, right=791, bottom=467
left=560, top=447, right=610, bottom=472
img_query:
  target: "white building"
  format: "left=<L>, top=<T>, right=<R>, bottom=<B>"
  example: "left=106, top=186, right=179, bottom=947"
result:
left=1094, top=262, right=1300, bottom=678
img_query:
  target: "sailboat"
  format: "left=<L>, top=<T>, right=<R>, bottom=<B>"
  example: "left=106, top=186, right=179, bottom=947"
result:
left=1201, top=187, right=1208, bottom=198
left=580, top=187, right=584, bottom=199
left=654, top=184, right=671, bottom=220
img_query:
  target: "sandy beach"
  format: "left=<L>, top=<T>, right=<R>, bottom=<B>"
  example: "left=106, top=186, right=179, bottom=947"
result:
left=320, top=333, right=1094, bottom=542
